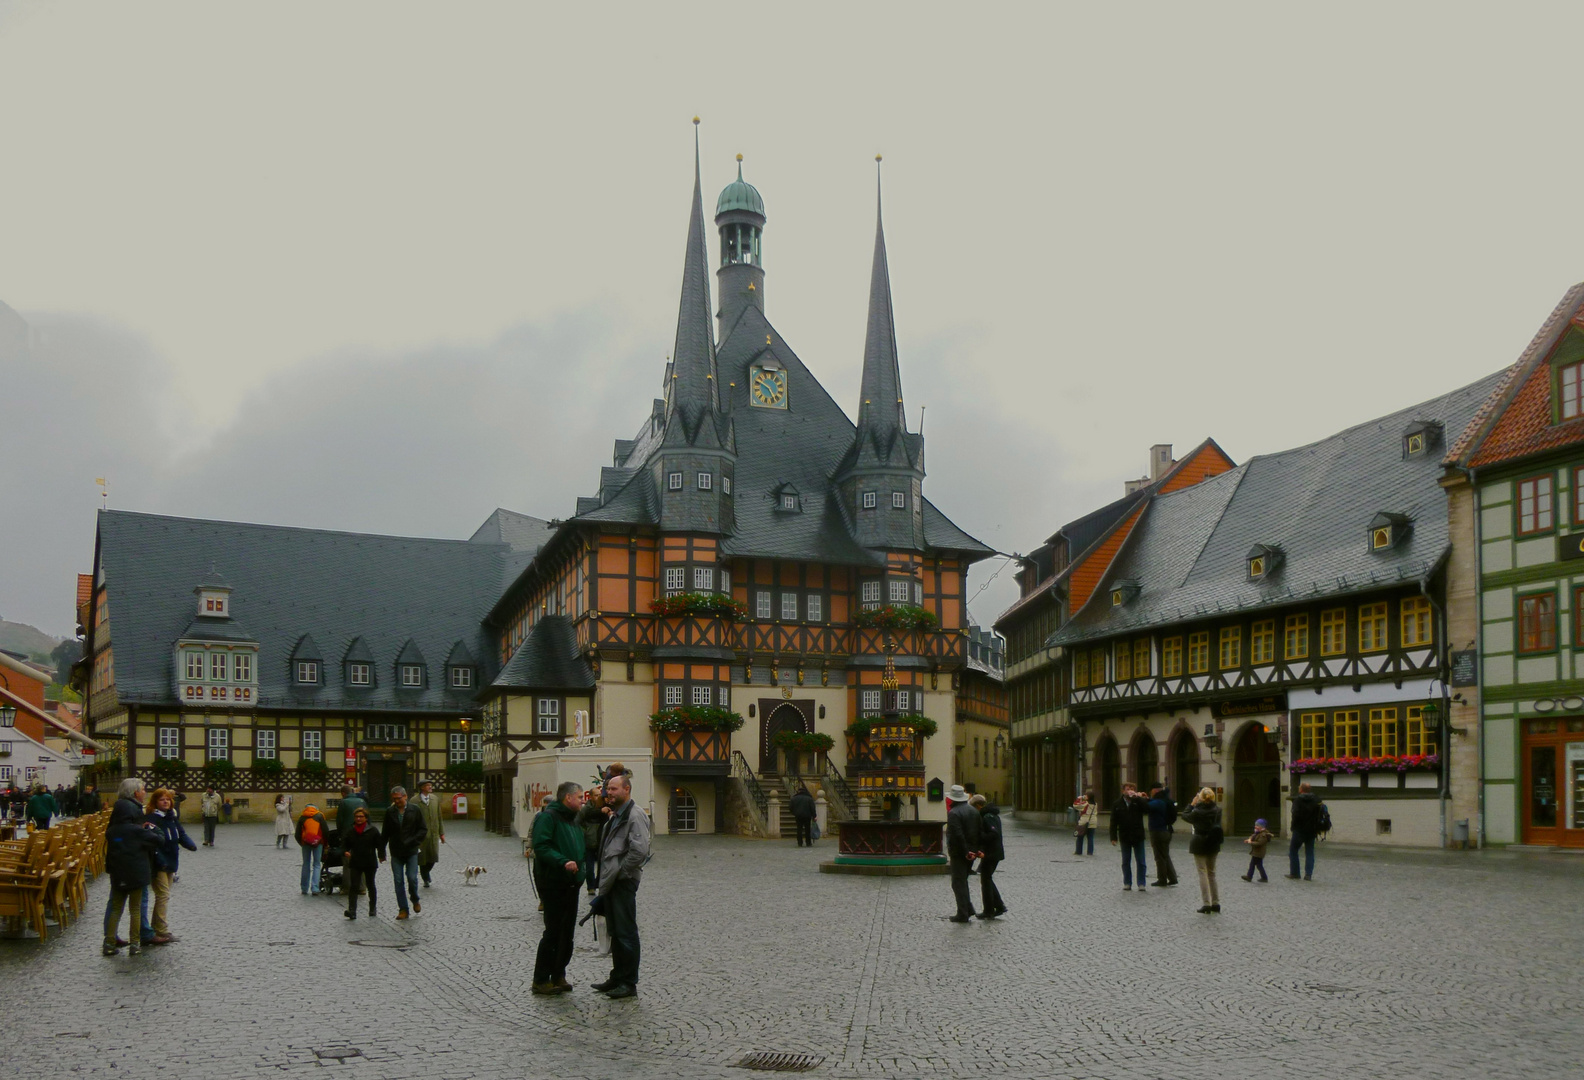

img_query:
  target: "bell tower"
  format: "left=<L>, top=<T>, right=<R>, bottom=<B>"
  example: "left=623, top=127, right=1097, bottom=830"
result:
left=715, top=154, right=765, bottom=340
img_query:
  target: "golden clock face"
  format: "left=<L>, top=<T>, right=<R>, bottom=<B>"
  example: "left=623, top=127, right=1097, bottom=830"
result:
left=750, top=367, right=787, bottom=408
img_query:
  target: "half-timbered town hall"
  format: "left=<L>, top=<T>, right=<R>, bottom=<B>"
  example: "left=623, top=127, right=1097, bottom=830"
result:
left=78, top=129, right=990, bottom=837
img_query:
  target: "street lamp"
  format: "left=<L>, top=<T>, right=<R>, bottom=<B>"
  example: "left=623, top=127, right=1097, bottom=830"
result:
left=0, top=705, right=15, bottom=728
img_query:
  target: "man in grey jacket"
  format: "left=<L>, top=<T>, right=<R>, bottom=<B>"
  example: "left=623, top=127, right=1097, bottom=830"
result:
left=590, top=772, right=650, bottom=999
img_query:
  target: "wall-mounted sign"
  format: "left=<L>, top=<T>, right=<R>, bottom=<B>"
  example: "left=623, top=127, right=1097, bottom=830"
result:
left=1214, top=695, right=1286, bottom=719
left=344, top=748, right=357, bottom=765
left=1557, top=533, right=1584, bottom=562
left=1451, top=650, right=1478, bottom=687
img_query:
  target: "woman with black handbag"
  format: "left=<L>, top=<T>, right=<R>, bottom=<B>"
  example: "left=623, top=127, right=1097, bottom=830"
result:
left=1180, top=787, right=1224, bottom=915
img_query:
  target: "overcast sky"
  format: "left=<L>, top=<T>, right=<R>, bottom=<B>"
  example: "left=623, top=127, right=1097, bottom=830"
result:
left=4, top=2, right=1584, bottom=639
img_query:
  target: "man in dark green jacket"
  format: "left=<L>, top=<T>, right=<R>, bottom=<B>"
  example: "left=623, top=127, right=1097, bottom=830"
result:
left=26, top=784, right=58, bottom=831
left=530, top=782, right=586, bottom=995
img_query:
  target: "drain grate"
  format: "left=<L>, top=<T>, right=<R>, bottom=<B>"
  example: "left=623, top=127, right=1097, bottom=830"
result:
left=314, top=1047, right=362, bottom=1061
left=349, top=940, right=411, bottom=950
left=734, top=1052, right=825, bottom=1072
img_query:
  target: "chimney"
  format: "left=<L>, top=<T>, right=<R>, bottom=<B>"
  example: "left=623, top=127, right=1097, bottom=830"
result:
left=1150, top=443, right=1174, bottom=481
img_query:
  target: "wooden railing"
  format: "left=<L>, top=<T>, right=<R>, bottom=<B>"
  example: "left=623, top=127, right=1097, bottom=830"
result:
left=653, top=729, right=732, bottom=769
left=586, top=613, right=968, bottom=667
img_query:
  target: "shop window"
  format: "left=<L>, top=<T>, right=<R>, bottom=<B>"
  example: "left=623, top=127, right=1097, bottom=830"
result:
left=1285, top=614, right=1309, bottom=660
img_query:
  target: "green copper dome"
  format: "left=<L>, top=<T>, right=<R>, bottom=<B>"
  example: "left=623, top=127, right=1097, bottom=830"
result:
left=716, top=159, right=765, bottom=217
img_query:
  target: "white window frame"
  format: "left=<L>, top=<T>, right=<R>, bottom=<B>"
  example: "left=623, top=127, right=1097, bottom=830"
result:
left=889, top=579, right=910, bottom=603
left=666, top=567, right=686, bottom=596
left=348, top=662, right=371, bottom=686
left=756, top=591, right=772, bottom=619
left=693, top=566, right=713, bottom=591
left=0, top=766, right=9, bottom=782
left=207, top=727, right=229, bottom=761
left=449, top=731, right=469, bottom=764
left=697, top=472, right=712, bottom=490
left=537, top=697, right=560, bottom=735
left=862, top=689, right=882, bottom=714
left=914, top=582, right=923, bottom=606
left=861, top=580, right=881, bottom=610
left=296, top=660, right=319, bottom=685
left=718, top=685, right=729, bottom=709
left=400, top=664, right=424, bottom=688
left=210, top=652, right=228, bottom=681
left=781, top=493, right=798, bottom=511
left=691, top=684, right=712, bottom=705
left=233, top=652, right=252, bottom=683
left=781, top=592, right=798, bottom=621
left=301, top=730, right=323, bottom=763
left=863, top=491, right=877, bottom=509
left=892, top=491, right=906, bottom=509
left=664, top=684, right=683, bottom=706
left=720, top=568, right=731, bottom=595
left=806, top=594, right=823, bottom=622
left=471, top=732, right=483, bottom=761
left=255, top=729, right=277, bottom=760
left=723, top=476, right=732, bottom=496
left=668, top=472, right=683, bottom=490
left=158, top=726, right=180, bottom=760
left=450, top=666, right=472, bottom=689
left=185, top=652, right=204, bottom=681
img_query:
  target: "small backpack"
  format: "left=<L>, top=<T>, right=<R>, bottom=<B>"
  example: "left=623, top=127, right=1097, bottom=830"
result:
left=1317, top=803, right=1332, bottom=836
left=301, top=816, right=322, bottom=846
left=1166, top=802, right=1179, bottom=826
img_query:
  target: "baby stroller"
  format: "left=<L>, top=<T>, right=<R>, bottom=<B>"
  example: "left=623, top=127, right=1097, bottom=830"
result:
left=319, top=829, right=346, bottom=897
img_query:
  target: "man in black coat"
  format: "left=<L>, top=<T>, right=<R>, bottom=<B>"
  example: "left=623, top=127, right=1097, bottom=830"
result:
left=945, top=797, right=983, bottom=922
left=1288, top=782, right=1323, bottom=881
left=1109, top=783, right=1151, bottom=892
left=974, top=796, right=1007, bottom=919
left=788, top=785, right=816, bottom=847
left=103, top=783, right=159, bottom=956
left=382, top=786, right=427, bottom=920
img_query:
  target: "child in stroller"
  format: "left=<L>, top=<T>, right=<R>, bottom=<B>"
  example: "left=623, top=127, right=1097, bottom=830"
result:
left=319, top=828, right=346, bottom=896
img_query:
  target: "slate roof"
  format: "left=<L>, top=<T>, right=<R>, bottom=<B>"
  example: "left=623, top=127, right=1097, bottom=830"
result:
left=488, top=614, right=595, bottom=691
left=468, top=509, right=554, bottom=587
left=1050, top=370, right=1507, bottom=646
left=98, top=510, right=508, bottom=710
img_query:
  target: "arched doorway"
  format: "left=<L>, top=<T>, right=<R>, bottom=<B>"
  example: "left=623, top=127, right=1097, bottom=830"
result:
left=1170, top=727, right=1200, bottom=807
left=761, top=703, right=808, bottom=774
left=1132, top=731, right=1159, bottom=790
left=668, top=787, right=698, bottom=833
left=1232, top=722, right=1283, bottom=836
left=1095, top=734, right=1120, bottom=807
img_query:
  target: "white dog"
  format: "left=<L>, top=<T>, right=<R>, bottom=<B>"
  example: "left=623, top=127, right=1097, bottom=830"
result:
left=457, top=865, right=488, bottom=885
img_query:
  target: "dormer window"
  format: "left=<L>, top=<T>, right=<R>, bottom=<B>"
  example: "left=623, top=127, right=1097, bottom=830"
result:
left=296, top=660, right=320, bottom=685
left=348, top=663, right=371, bottom=686
left=1110, top=579, right=1141, bottom=606
left=1368, top=512, right=1412, bottom=552
left=400, top=664, right=424, bottom=688
left=668, top=472, right=683, bottom=491
left=449, top=667, right=473, bottom=689
left=775, top=483, right=802, bottom=513
left=1247, top=544, right=1283, bottom=581
left=1562, top=360, right=1584, bottom=420
left=1401, top=419, right=1443, bottom=459
left=781, top=494, right=798, bottom=511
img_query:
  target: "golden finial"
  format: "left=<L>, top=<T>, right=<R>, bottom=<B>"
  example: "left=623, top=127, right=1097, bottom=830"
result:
left=693, top=116, right=700, bottom=125
left=736, top=152, right=744, bottom=162
left=876, top=154, right=882, bottom=162
left=747, top=282, right=755, bottom=291
left=766, top=334, right=772, bottom=345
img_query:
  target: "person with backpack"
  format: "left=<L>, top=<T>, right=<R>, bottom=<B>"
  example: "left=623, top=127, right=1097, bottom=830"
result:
left=1180, top=786, right=1224, bottom=914
left=1288, top=781, right=1325, bottom=881
left=1146, top=784, right=1180, bottom=887
left=973, top=796, right=1007, bottom=918
left=295, top=803, right=330, bottom=895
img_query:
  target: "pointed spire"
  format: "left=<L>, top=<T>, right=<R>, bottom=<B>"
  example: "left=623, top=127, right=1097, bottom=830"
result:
left=855, top=154, right=910, bottom=463
left=665, top=117, right=722, bottom=448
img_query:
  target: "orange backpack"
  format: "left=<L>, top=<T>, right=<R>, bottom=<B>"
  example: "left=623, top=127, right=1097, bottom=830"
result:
left=301, top=815, right=322, bottom=845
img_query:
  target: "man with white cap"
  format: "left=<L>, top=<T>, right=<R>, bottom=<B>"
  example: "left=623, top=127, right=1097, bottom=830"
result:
left=944, top=785, right=982, bottom=922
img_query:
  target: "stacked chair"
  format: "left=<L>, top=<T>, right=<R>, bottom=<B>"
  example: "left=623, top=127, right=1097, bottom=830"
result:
left=0, top=808, right=110, bottom=941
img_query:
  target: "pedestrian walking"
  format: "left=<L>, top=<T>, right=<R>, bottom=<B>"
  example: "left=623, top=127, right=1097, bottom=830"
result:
left=575, top=788, right=606, bottom=897
left=414, top=780, right=445, bottom=887
left=103, top=784, right=160, bottom=956
left=26, top=783, right=57, bottom=832
left=974, top=796, right=1006, bottom=919
left=1181, top=787, right=1224, bottom=914
left=789, top=784, right=816, bottom=847
left=1146, top=784, right=1180, bottom=887
left=531, top=782, right=587, bottom=995
left=200, top=786, right=221, bottom=846
left=144, top=787, right=196, bottom=945
left=341, top=807, right=385, bottom=920
left=273, top=793, right=293, bottom=850
left=1073, top=792, right=1098, bottom=855
left=296, top=803, right=329, bottom=895
left=80, top=784, right=102, bottom=815
left=589, top=771, right=650, bottom=999
left=382, top=786, right=427, bottom=920
left=1242, top=819, right=1274, bottom=883
left=1108, top=783, right=1151, bottom=892
left=945, top=790, right=983, bottom=922
left=1287, top=781, right=1325, bottom=881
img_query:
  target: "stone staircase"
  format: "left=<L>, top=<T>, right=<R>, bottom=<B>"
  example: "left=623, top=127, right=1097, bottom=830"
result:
left=760, top=775, right=806, bottom=838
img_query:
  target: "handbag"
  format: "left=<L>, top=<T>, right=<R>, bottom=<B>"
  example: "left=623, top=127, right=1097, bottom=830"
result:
left=811, top=821, right=821, bottom=841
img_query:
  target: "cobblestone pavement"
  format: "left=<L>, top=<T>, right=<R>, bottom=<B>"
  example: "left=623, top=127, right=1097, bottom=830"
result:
left=2, top=816, right=1580, bottom=1080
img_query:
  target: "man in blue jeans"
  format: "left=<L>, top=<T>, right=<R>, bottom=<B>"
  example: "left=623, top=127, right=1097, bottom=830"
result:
left=381, top=786, right=427, bottom=919
left=1288, top=782, right=1321, bottom=880
left=1108, top=783, right=1151, bottom=892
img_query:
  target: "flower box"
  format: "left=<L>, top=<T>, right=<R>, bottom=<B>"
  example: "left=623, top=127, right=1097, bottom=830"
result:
left=649, top=706, right=745, bottom=733
left=649, top=592, right=747, bottom=619
left=1288, top=755, right=1439, bottom=775
left=853, top=605, right=938, bottom=632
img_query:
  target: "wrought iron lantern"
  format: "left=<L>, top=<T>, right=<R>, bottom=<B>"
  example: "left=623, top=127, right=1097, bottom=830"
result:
left=1420, top=700, right=1441, bottom=731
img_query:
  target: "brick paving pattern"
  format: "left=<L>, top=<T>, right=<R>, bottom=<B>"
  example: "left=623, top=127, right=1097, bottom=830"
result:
left=2, top=817, right=1580, bottom=1079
